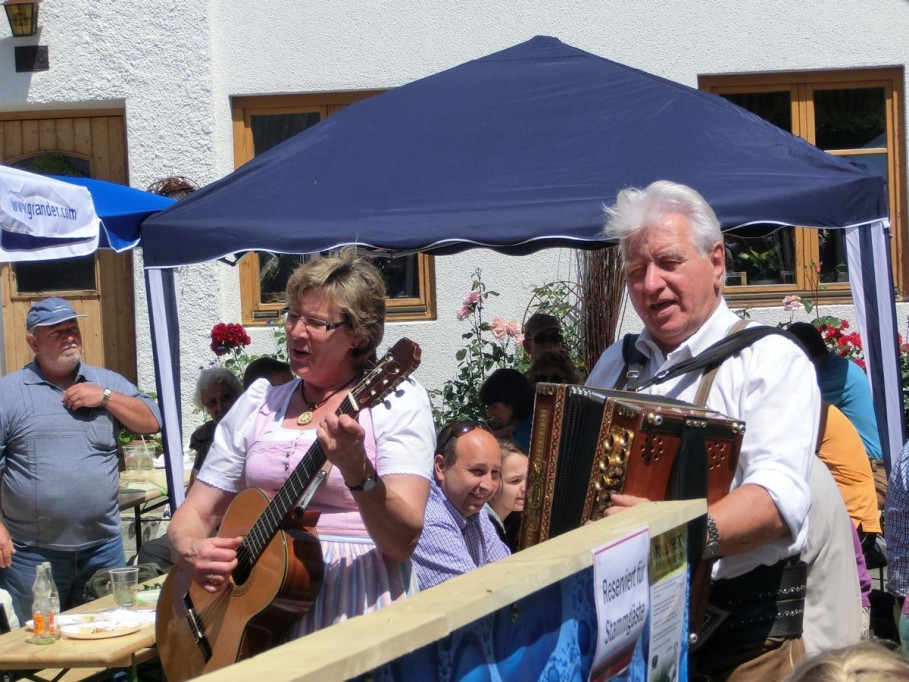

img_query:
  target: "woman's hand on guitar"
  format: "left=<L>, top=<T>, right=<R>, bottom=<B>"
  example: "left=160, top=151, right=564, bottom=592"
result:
left=318, top=413, right=370, bottom=483
left=185, top=535, right=243, bottom=592
left=604, top=493, right=649, bottom=516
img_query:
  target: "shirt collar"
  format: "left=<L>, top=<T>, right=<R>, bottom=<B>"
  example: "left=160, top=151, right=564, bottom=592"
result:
left=432, top=480, right=473, bottom=530
left=22, top=359, right=87, bottom=387
left=635, top=299, right=731, bottom=366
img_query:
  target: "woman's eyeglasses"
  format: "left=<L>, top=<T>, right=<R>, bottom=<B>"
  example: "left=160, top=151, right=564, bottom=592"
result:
left=281, top=307, right=349, bottom=333
left=533, top=331, right=563, bottom=345
left=436, top=420, right=492, bottom=453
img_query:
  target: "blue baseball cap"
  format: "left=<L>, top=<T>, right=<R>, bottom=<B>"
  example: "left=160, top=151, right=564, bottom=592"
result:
left=26, top=297, right=86, bottom=331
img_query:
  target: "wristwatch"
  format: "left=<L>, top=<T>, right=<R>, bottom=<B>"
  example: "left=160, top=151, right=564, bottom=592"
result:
left=347, top=474, right=380, bottom=493
left=101, top=388, right=112, bottom=406
left=702, top=513, right=721, bottom=560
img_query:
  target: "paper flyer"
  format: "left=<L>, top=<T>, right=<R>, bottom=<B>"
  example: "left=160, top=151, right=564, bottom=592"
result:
left=589, top=526, right=651, bottom=681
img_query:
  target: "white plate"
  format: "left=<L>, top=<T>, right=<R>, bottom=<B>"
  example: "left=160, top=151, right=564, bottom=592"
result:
left=61, top=621, right=141, bottom=639
left=26, top=614, right=97, bottom=631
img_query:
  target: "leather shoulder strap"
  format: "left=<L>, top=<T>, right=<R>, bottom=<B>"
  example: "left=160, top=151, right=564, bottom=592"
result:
left=614, top=333, right=646, bottom=390
left=635, top=324, right=791, bottom=394
left=693, top=319, right=750, bottom=407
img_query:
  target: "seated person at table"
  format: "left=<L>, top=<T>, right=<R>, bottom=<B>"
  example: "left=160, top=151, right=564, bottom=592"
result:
left=479, top=368, right=535, bottom=450
left=242, top=356, right=293, bottom=391
left=0, top=297, right=161, bottom=623
left=486, top=439, right=528, bottom=553
left=167, top=250, right=434, bottom=636
left=412, top=420, right=510, bottom=589
left=187, top=367, right=243, bottom=481
left=137, top=367, right=244, bottom=569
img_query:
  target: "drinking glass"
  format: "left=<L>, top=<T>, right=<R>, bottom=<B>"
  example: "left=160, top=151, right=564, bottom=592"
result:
left=109, top=567, right=139, bottom=609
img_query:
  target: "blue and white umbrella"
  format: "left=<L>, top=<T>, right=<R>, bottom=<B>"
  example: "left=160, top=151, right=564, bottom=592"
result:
left=0, top=165, right=174, bottom=262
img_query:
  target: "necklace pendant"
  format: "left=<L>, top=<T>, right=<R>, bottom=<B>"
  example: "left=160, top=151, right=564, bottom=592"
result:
left=297, top=411, right=314, bottom=426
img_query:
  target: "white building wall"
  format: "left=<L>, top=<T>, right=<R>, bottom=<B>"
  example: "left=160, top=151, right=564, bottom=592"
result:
left=1, top=1, right=907, bottom=438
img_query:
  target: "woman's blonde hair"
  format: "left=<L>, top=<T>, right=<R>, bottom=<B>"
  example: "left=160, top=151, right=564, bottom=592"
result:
left=285, top=248, right=386, bottom=368
left=784, top=641, right=909, bottom=682
left=490, top=438, right=528, bottom=509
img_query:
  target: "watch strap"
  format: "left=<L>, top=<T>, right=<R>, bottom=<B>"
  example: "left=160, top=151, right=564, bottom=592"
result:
left=347, top=473, right=379, bottom=492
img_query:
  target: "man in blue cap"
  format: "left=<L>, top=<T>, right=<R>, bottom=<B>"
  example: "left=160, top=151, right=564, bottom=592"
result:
left=0, top=297, right=161, bottom=622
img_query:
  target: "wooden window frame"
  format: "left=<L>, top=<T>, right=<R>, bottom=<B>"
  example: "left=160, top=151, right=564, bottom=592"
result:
left=232, top=93, right=437, bottom=326
left=699, top=68, right=907, bottom=303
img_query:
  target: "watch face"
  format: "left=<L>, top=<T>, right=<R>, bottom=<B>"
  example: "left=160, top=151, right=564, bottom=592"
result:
left=361, top=476, right=377, bottom=492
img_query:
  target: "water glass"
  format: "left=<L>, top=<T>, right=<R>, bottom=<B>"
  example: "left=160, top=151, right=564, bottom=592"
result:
left=123, top=446, right=141, bottom=472
left=109, top=567, right=139, bottom=609
left=139, top=449, right=154, bottom=473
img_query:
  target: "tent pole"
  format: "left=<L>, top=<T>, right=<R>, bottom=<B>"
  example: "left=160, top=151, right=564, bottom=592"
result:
left=845, top=220, right=904, bottom=476
left=145, top=266, right=185, bottom=512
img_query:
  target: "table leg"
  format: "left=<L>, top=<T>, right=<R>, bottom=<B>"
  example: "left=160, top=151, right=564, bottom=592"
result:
left=134, top=508, right=142, bottom=553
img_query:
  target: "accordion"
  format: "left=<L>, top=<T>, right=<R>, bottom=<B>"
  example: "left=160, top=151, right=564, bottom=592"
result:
left=520, top=384, right=744, bottom=549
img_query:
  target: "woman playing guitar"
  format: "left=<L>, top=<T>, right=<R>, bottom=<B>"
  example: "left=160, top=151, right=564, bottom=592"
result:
left=160, top=250, right=434, bottom=679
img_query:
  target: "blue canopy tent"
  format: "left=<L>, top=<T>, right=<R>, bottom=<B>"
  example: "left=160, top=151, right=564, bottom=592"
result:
left=141, top=36, right=900, bottom=505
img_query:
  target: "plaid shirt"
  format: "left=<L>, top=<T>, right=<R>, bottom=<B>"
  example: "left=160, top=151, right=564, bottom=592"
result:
left=412, top=481, right=510, bottom=590
left=886, top=440, right=909, bottom=597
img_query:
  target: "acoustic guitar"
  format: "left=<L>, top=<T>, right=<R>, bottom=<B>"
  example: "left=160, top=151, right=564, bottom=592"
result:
left=156, top=338, right=422, bottom=682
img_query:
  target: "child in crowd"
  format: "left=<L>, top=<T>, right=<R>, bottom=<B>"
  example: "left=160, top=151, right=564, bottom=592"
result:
left=487, top=439, right=528, bottom=552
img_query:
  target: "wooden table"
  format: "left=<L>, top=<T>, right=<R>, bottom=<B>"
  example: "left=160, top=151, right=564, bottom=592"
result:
left=0, top=577, right=165, bottom=682
left=118, top=469, right=186, bottom=553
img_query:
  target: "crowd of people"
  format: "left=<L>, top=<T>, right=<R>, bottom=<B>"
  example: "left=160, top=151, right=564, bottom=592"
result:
left=3, top=180, right=909, bottom=677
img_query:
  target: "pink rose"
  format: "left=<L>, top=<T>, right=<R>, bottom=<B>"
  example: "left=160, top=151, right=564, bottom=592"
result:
left=505, top=320, right=521, bottom=338
left=456, top=306, right=471, bottom=322
left=490, top=317, right=507, bottom=339
left=782, top=295, right=802, bottom=312
left=463, top=290, right=483, bottom=306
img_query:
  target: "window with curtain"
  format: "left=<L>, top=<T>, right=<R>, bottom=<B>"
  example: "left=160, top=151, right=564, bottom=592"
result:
left=699, top=69, right=905, bottom=302
left=232, top=93, right=436, bottom=325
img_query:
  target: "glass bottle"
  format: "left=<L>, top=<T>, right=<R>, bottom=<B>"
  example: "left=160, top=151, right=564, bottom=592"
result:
left=30, top=562, right=55, bottom=645
left=48, top=570, right=61, bottom=640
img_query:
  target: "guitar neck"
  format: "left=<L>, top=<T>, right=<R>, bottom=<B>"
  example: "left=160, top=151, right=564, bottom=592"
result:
left=238, top=393, right=359, bottom=571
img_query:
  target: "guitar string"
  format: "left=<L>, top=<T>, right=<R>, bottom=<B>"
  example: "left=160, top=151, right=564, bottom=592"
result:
left=231, top=362, right=401, bottom=579
left=233, top=394, right=358, bottom=576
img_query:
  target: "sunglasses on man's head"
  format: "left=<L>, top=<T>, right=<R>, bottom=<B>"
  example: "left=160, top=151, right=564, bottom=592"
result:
left=533, top=331, right=563, bottom=345
left=436, top=420, right=493, bottom=453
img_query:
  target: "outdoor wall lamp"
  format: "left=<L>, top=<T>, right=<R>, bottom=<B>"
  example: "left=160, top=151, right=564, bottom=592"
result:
left=4, top=0, right=41, bottom=37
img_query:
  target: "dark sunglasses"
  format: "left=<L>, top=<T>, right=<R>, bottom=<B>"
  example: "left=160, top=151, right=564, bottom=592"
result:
left=533, top=331, right=563, bottom=344
left=436, top=420, right=492, bottom=453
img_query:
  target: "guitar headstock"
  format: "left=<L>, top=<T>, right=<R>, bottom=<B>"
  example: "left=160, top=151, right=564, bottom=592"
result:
left=349, top=338, right=422, bottom=410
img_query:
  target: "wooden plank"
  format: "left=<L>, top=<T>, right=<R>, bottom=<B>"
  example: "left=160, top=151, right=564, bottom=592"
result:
left=73, top=118, right=92, bottom=158
left=0, top=108, right=123, bottom=122
left=20, top=120, right=39, bottom=155
left=89, top=118, right=110, bottom=179
left=38, top=118, right=56, bottom=151
left=56, top=118, right=75, bottom=153
left=194, top=499, right=704, bottom=682
left=107, top=116, right=126, bottom=183
left=2, top=120, right=22, bottom=159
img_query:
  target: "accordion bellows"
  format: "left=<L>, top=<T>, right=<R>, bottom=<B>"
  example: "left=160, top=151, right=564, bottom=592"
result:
left=520, top=384, right=744, bottom=549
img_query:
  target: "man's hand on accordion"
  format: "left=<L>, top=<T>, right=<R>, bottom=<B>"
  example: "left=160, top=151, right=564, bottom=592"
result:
left=604, top=493, right=649, bottom=516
